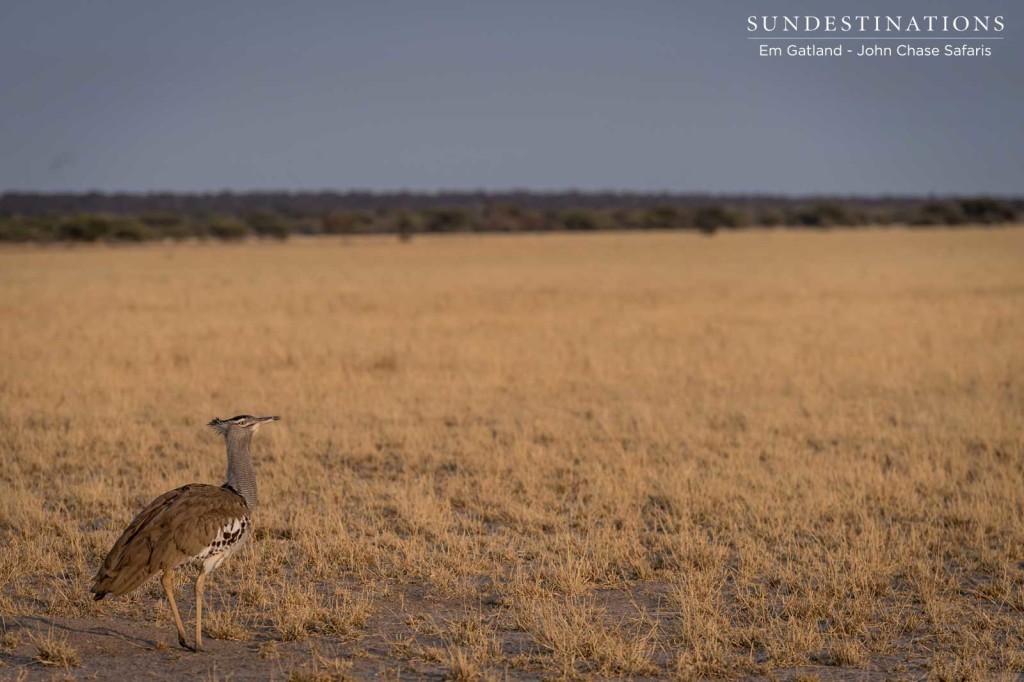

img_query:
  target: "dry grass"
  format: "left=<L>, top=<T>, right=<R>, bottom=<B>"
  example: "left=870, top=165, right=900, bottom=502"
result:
left=0, top=229, right=1022, bottom=679
left=27, top=629, right=79, bottom=668
left=286, top=643, right=355, bottom=681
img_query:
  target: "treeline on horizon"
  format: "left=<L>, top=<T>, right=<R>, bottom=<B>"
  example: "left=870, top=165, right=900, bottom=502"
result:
left=0, top=191, right=1019, bottom=242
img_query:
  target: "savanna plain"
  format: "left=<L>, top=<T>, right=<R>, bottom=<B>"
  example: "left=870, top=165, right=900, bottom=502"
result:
left=0, top=229, right=1022, bottom=681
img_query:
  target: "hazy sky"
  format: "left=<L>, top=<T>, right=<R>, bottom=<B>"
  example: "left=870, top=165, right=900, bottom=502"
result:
left=0, top=1, right=1020, bottom=194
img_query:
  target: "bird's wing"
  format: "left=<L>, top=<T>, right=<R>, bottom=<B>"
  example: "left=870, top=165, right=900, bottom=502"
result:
left=91, top=483, right=248, bottom=598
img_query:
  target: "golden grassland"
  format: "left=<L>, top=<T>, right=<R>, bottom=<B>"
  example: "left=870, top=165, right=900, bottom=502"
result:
left=0, top=228, right=1022, bottom=680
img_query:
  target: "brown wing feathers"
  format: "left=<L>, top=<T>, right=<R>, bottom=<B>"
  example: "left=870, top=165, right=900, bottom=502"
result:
left=91, top=484, right=248, bottom=600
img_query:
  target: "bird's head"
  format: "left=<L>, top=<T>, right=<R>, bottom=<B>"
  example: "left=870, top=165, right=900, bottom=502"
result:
left=208, top=414, right=280, bottom=436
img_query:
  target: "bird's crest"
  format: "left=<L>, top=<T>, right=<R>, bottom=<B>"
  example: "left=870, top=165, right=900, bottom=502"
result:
left=208, top=415, right=279, bottom=435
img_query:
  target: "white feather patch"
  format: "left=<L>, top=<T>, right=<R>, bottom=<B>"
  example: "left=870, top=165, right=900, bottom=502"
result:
left=195, top=515, right=250, bottom=562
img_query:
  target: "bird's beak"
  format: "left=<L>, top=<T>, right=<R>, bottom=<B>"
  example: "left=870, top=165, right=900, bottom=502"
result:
left=259, top=416, right=281, bottom=423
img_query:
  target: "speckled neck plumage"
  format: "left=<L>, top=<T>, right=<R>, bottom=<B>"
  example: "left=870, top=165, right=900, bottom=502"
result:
left=224, top=429, right=257, bottom=510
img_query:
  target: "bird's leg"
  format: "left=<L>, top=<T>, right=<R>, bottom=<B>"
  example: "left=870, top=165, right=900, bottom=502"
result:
left=161, top=568, right=189, bottom=650
left=194, top=570, right=207, bottom=652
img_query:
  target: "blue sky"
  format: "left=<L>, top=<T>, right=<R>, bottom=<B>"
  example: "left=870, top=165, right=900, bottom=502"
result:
left=0, top=0, right=1020, bottom=194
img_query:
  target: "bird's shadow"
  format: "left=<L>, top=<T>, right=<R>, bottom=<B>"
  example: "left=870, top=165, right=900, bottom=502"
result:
left=15, top=615, right=160, bottom=650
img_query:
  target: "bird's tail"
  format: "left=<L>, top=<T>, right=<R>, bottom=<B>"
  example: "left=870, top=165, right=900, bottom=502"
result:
left=90, top=563, right=153, bottom=600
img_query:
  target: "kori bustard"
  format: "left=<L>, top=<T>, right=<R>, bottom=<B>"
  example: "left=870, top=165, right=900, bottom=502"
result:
left=91, top=414, right=279, bottom=651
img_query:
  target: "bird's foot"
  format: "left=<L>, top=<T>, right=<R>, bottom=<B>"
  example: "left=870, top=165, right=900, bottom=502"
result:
left=177, top=635, right=189, bottom=650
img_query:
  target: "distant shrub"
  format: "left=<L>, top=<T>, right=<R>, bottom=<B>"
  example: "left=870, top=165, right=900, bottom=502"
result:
left=158, top=221, right=199, bottom=240
left=643, top=205, right=688, bottom=230
left=959, top=198, right=1016, bottom=224
left=909, top=201, right=965, bottom=225
left=755, top=210, right=784, bottom=227
left=0, top=217, right=48, bottom=241
left=519, top=209, right=553, bottom=231
left=322, top=211, right=373, bottom=235
left=820, top=202, right=857, bottom=225
left=56, top=215, right=114, bottom=241
left=560, top=209, right=603, bottom=231
left=694, top=206, right=744, bottom=234
left=321, top=211, right=347, bottom=234
left=788, top=202, right=859, bottom=228
left=207, top=216, right=249, bottom=240
left=863, top=209, right=897, bottom=226
left=480, top=203, right=524, bottom=232
left=423, top=207, right=469, bottom=233
left=139, top=212, right=184, bottom=228
left=393, top=211, right=420, bottom=241
left=369, top=207, right=397, bottom=233
left=109, top=219, right=151, bottom=241
left=606, top=208, right=640, bottom=230
left=243, top=211, right=290, bottom=239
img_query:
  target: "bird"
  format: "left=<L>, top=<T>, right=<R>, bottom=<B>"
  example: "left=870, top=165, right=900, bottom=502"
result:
left=91, top=414, right=279, bottom=651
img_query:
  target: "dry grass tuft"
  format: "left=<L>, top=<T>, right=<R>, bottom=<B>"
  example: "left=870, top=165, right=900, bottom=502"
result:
left=257, top=640, right=281, bottom=659
left=204, top=603, right=251, bottom=641
left=28, top=628, right=80, bottom=668
left=0, top=620, right=19, bottom=652
left=511, top=594, right=658, bottom=677
left=286, top=644, right=354, bottom=682
left=813, top=638, right=869, bottom=667
left=270, top=586, right=372, bottom=642
left=930, top=653, right=988, bottom=682
left=443, top=646, right=485, bottom=681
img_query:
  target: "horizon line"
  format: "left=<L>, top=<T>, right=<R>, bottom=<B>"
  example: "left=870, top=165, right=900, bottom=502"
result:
left=3, top=189, right=1021, bottom=200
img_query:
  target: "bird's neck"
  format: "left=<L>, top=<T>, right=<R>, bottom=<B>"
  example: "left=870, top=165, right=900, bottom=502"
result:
left=224, top=429, right=257, bottom=510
